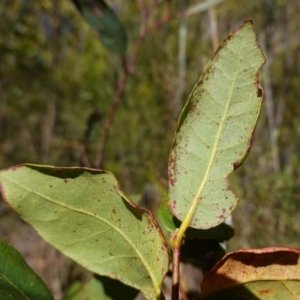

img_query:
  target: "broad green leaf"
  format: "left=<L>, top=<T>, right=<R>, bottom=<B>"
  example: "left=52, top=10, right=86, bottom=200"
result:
left=63, top=275, right=138, bottom=300
left=156, top=198, right=234, bottom=241
left=168, top=20, right=266, bottom=229
left=0, top=239, right=53, bottom=300
left=199, top=247, right=300, bottom=299
left=72, top=0, right=127, bottom=56
left=0, top=164, right=169, bottom=300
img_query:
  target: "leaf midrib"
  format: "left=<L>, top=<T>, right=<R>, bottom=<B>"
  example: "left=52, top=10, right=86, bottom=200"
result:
left=2, top=175, right=160, bottom=297
left=186, top=33, right=246, bottom=226
left=0, top=273, right=29, bottom=300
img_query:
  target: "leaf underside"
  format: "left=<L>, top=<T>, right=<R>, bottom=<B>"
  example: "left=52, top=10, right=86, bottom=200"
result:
left=168, top=20, right=266, bottom=229
left=156, top=198, right=234, bottom=241
left=63, top=275, right=139, bottom=300
left=0, top=164, right=169, bottom=300
left=199, top=247, right=300, bottom=299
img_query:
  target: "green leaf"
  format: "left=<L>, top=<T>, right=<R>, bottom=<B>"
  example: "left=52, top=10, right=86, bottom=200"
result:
left=72, top=0, right=127, bottom=56
left=156, top=198, right=234, bottom=241
left=168, top=20, right=266, bottom=229
left=63, top=275, right=138, bottom=300
left=0, top=164, right=169, bottom=300
left=199, top=247, right=300, bottom=299
left=0, top=239, right=53, bottom=300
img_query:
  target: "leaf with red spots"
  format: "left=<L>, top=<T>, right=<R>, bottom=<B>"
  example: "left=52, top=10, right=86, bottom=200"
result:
left=0, top=164, right=169, bottom=300
left=168, top=20, right=266, bottom=229
left=199, top=247, right=300, bottom=299
left=156, top=197, right=234, bottom=241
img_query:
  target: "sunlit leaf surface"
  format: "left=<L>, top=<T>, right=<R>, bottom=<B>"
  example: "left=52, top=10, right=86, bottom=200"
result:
left=168, top=20, right=266, bottom=229
left=0, top=164, right=169, bottom=300
left=156, top=198, right=234, bottom=241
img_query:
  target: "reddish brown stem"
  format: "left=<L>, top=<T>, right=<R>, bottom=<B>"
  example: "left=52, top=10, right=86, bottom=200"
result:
left=172, top=244, right=180, bottom=300
left=93, top=0, right=219, bottom=168
left=80, top=145, right=91, bottom=168
left=93, top=37, right=146, bottom=169
left=179, top=284, right=189, bottom=300
left=93, top=1, right=171, bottom=168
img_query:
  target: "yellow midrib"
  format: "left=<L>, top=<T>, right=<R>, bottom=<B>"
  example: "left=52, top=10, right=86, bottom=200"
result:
left=2, top=175, right=161, bottom=298
left=181, top=33, right=246, bottom=232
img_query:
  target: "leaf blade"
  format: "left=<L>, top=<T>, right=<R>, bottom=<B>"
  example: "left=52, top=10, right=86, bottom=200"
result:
left=63, top=275, right=139, bottom=300
left=0, top=239, right=53, bottom=300
left=156, top=198, right=234, bottom=241
left=0, top=164, right=169, bottom=300
left=168, top=20, right=266, bottom=229
left=200, top=247, right=300, bottom=299
left=72, top=0, right=127, bottom=56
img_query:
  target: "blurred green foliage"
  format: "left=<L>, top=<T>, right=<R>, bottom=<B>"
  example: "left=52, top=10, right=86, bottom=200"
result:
left=1, top=0, right=300, bottom=254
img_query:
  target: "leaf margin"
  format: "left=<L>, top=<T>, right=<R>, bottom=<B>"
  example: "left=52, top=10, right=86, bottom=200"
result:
left=168, top=19, right=266, bottom=230
left=0, top=163, right=169, bottom=300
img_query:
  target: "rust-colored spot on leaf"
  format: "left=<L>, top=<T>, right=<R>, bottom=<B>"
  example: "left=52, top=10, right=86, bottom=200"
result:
left=258, top=289, right=271, bottom=295
left=168, top=155, right=177, bottom=187
left=190, top=104, right=197, bottom=112
left=10, top=165, right=21, bottom=171
left=167, top=20, right=265, bottom=229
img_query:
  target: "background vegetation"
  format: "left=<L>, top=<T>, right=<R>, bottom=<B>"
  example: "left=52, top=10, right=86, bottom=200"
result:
left=1, top=0, right=300, bottom=298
